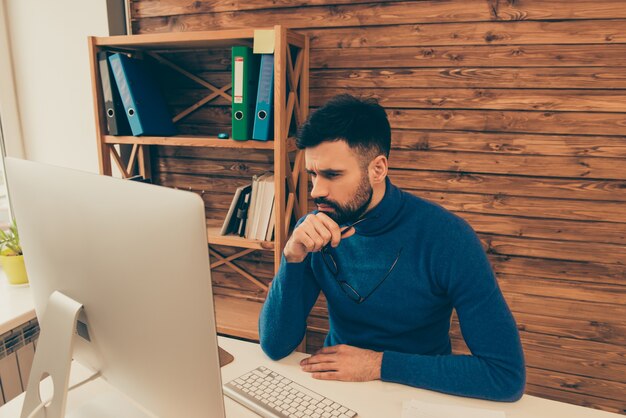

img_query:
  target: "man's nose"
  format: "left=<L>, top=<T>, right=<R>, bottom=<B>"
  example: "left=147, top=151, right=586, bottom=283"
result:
left=310, top=178, right=328, bottom=199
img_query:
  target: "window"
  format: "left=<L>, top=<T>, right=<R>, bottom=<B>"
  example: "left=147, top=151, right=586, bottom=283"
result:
left=0, top=115, right=11, bottom=229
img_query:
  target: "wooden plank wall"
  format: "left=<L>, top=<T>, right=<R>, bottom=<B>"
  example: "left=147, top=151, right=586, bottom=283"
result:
left=129, top=0, right=626, bottom=414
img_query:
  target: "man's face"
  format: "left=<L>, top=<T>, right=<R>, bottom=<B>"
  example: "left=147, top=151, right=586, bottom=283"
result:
left=305, top=141, right=373, bottom=225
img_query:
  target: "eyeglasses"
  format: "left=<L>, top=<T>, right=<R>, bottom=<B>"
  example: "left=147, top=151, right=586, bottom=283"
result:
left=321, top=217, right=402, bottom=304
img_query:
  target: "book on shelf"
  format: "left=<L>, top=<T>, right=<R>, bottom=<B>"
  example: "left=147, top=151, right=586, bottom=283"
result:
left=220, top=172, right=276, bottom=241
left=265, top=197, right=276, bottom=242
left=231, top=46, right=260, bottom=141
left=248, top=173, right=269, bottom=240
left=252, top=174, right=275, bottom=240
left=108, top=53, right=177, bottom=137
left=220, top=184, right=252, bottom=236
left=97, top=51, right=131, bottom=136
left=245, top=172, right=268, bottom=239
left=252, top=53, right=274, bottom=141
left=237, top=190, right=252, bottom=237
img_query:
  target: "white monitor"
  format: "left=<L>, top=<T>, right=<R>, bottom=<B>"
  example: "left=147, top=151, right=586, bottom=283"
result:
left=5, top=158, right=226, bottom=418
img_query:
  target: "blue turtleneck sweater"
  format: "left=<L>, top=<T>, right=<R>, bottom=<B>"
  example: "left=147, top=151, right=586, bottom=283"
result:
left=259, top=178, right=525, bottom=401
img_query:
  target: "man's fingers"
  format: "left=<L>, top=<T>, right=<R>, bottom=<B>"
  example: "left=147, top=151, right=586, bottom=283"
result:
left=300, top=354, right=336, bottom=366
left=314, top=345, right=340, bottom=355
left=296, top=229, right=316, bottom=252
left=304, top=229, right=326, bottom=252
left=293, top=213, right=341, bottom=253
left=298, top=222, right=325, bottom=252
left=301, top=361, right=338, bottom=373
left=311, top=371, right=342, bottom=381
left=309, top=215, right=334, bottom=248
left=315, top=213, right=342, bottom=248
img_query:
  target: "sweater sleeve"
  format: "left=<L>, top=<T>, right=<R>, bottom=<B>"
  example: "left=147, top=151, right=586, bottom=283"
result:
left=380, top=217, right=526, bottom=401
left=259, top=252, right=321, bottom=360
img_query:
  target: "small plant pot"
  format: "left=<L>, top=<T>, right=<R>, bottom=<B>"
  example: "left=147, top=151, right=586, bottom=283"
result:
left=0, top=254, right=28, bottom=285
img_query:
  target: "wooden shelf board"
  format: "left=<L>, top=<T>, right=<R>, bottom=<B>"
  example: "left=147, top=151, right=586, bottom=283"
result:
left=207, top=227, right=275, bottom=251
left=94, top=28, right=305, bottom=50
left=94, top=28, right=260, bottom=49
left=213, top=295, right=262, bottom=341
left=104, top=135, right=296, bottom=151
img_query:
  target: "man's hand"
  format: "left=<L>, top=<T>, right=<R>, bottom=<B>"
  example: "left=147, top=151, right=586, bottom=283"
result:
left=283, top=213, right=342, bottom=263
left=299, top=344, right=383, bottom=382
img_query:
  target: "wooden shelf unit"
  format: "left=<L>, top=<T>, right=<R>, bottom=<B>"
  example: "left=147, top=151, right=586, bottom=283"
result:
left=88, top=26, right=309, bottom=342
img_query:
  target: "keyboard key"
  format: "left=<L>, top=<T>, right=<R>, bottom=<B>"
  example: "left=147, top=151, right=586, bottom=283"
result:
left=289, top=382, right=324, bottom=402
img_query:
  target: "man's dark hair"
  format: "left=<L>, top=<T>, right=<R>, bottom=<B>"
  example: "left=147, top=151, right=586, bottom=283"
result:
left=296, top=94, right=391, bottom=165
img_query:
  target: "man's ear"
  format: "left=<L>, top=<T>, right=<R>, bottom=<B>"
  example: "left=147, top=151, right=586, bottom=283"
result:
left=369, top=155, right=388, bottom=184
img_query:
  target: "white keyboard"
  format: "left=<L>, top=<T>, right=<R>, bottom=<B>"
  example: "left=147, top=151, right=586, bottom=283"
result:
left=223, top=366, right=358, bottom=418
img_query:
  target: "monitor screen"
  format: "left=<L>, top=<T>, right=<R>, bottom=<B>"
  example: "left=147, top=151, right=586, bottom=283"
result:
left=5, top=158, right=225, bottom=418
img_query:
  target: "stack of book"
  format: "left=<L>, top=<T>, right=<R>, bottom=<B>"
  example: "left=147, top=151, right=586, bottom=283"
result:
left=231, top=46, right=274, bottom=141
left=220, top=172, right=276, bottom=241
left=98, top=51, right=176, bottom=137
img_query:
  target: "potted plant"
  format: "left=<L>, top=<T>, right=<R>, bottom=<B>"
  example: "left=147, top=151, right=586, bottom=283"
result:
left=0, top=220, right=28, bottom=285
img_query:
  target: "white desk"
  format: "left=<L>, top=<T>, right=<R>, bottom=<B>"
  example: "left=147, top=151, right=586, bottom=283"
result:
left=0, top=335, right=621, bottom=418
left=0, top=277, right=35, bottom=336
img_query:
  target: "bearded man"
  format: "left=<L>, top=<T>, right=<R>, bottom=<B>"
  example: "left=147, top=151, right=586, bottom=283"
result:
left=259, top=94, right=525, bottom=402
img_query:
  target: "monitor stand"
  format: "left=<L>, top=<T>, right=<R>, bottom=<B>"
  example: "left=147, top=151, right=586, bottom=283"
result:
left=20, top=291, right=234, bottom=418
left=20, top=291, right=235, bottom=418
left=20, top=291, right=161, bottom=418
left=21, top=291, right=84, bottom=418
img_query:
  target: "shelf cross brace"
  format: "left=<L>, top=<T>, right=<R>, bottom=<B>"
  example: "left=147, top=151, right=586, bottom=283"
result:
left=209, top=247, right=268, bottom=292
left=285, top=46, right=304, bottom=130
left=148, top=51, right=233, bottom=124
left=108, top=143, right=145, bottom=179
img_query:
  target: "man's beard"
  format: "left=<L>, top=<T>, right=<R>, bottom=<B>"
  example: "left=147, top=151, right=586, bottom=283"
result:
left=314, top=173, right=373, bottom=225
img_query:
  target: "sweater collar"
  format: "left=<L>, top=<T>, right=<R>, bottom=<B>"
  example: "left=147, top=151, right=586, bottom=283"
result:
left=349, top=177, right=404, bottom=236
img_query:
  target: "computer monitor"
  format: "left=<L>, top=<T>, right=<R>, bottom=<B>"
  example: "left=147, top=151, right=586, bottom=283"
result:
left=5, top=158, right=226, bottom=418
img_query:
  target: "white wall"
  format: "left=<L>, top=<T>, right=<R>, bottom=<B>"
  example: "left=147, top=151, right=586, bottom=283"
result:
left=4, top=0, right=111, bottom=172
left=0, top=0, right=25, bottom=158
